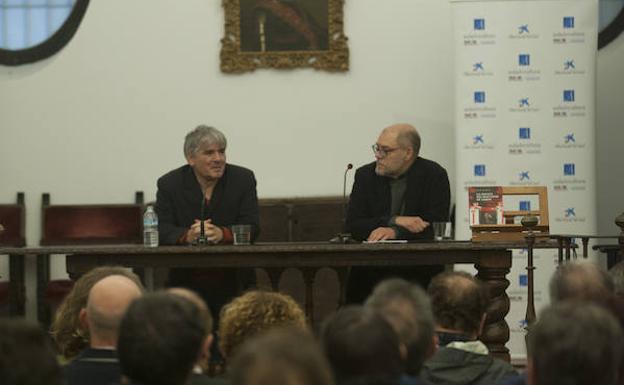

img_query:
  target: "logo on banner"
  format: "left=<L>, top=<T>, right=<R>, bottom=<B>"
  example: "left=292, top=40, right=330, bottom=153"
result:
left=564, top=163, right=575, bottom=176
left=510, top=126, right=541, bottom=154
left=510, top=168, right=539, bottom=185
left=519, top=274, right=528, bottom=287
left=464, top=18, right=495, bottom=45
left=509, top=53, right=541, bottom=81
left=464, top=133, right=494, bottom=150
left=554, top=89, right=586, bottom=117
left=554, top=16, right=585, bottom=44
left=519, top=127, right=531, bottom=139
left=510, top=96, right=539, bottom=112
left=464, top=91, right=496, bottom=119
left=519, top=201, right=531, bottom=211
left=554, top=162, right=586, bottom=191
left=474, top=164, right=486, bottom=176
left=556, top=132, right=586, bottom=149
left=509, top=23, right=539, bottom=39
left=556, top=207, right=586, bottom=223
left=473, top=135, right=484, bottom=144
left=464, top=62, right=493, bottom=77
left=556, top=58, right=585, bottom=75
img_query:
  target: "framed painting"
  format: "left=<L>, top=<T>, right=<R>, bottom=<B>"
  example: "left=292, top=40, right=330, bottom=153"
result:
left=220, top=0, right=349, bottom=73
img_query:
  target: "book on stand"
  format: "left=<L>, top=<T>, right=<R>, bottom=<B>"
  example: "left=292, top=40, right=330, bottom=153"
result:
left=469, top=186, right=504, bottom=225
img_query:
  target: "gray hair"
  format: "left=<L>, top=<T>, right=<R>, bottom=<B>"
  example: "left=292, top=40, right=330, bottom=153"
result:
left=365, top=278, right=434, bottom=375
left=183, top=125, right=227, bottom=159
left=608, top=260, right=624, bottom=296
left=549, top=262, right=614, bottom=306
left=397, top=127, right=421, bottom=156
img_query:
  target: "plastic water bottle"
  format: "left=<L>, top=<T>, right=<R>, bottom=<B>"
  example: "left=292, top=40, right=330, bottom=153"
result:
left=143, top=205, right=159, bottom=247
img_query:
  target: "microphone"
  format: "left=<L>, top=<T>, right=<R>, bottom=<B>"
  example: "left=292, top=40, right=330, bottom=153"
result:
left=330, top=163, right=355, bottom=244
left=193, top=188, right=209, bottom=246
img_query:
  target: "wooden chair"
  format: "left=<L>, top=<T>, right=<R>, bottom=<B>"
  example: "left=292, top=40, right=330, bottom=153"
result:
left=0, top=192, right=26, bottom=316
left=38, top=191, right=144, bottom=325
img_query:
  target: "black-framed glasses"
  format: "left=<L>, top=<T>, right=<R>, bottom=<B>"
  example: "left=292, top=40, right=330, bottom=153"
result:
left=372, top=144, right=401, bottom=158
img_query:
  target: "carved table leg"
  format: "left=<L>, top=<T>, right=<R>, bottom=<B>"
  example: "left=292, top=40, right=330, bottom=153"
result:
left=475, top=250, right=512, bottom=363
left=265, top=267, right=284, bottom=292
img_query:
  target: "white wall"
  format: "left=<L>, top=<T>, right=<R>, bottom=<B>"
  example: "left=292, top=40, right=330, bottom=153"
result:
left=0, top=0, right=621, bottom=319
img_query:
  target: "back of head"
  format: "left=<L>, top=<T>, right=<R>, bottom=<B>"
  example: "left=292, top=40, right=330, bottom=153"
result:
left=528, top=301, right=623, bottom=385
left=229, top=328, right=335, bottom=385
left=51, top=265, right=143, bottom=358
left=609, top=260, right=624, bottom=296
left=427, top=271, right=488, bottom=336
left=86, top=274, right=143, bottom=346
left=365, top=278, right=435, bottom=375
left=218, top=290, right=307, bottom=358
left=118, top=292, right=205, bottom=385
left=321, top=305, right=404, bottom=384
left=167, top=287, right=213, bottom=334
left=0, top=319, right=63, bottom=385
left=550, top=262, right=614, bottom=306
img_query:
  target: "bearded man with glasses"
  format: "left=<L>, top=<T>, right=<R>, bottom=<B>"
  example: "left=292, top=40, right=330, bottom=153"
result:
left=345, top=123, right=451, bottom=302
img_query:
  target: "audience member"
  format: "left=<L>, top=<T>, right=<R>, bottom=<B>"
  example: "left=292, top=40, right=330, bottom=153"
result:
left=0, top=318, right=63, bottom=385
left=118, top=292, right=206, bottom=385
left=609, top=260, right=624, bottom=296
left=550, top=261, right=614, bottom=306
left=365, top=278, right=436, bottom=376
left=527, top=301, right=623, bottom=385
left=421, top=271, right=516, bottom=385
left=218, top=290, right=307, bottom=361
left=64, top=274, right=142, bottom=385
left=229, top=328, right=335, bottom=385
left=50, top=266, right=143, bottom=359
left=168, top=287, right=225, bottom=385
left=321, top=305, right=404, bottom=385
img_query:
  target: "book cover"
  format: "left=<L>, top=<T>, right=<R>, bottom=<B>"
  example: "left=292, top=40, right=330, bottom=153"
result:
left=469, top=186, right=504, bottom=225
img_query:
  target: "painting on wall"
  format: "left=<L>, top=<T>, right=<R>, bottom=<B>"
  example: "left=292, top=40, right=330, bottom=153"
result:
left=220, top=0, right=349, bottom=73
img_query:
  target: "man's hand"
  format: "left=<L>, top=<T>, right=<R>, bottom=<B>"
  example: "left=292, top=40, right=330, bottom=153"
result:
left=184, top=219, right=223, bottom=244
left=367, top=227, right=397, bottom=242
left=395, top=216, right=429, bottom=233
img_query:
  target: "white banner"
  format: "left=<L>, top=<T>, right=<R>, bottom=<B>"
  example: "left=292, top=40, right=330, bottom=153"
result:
left=452, top=0, right=598, bottom=359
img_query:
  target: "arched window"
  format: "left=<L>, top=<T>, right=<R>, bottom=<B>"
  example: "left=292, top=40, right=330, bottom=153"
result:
left=0, top=0, right=89, bottom=66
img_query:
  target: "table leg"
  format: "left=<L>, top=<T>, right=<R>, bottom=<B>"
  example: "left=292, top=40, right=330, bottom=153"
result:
left=475, top=250, right=511, bottom=362
left=8, top=254, right=25, bottom=316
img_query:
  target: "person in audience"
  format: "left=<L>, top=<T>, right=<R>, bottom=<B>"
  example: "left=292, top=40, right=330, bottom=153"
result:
left=345, top=123, right=450, bottom=302
left=50, top=266, right=144, bottom=360
left=321, top=305, right=405, bottom=385
left=421, top=271, right=516, bottom=385
left=168, top=287, right=226, bottom=385
left=365, top=278, right=436, bottom=377
left=118, top=292, right=206, bottom=385
left=64, top=274, right=142, bottom=385
left=229, top=328, right=335, bottom=385
left=527, top=301, right=623, bottom=385
left=218, top=290, right=307, bottom=361
left=609, top=260, right=624, bottom=296
left=549, top=261, right=614, bottom=306
left=0, top=318, right=64, bottom=385
left=155, top=125, right=260, bottom=330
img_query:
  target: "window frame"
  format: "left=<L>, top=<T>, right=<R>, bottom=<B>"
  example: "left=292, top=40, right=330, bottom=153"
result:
left=0, top=0, right=90, bottom=66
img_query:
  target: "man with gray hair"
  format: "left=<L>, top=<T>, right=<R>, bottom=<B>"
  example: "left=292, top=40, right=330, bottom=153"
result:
left=64, top=274, right=143, bottom=385
left=156, top=125, right=259, bottom=245
left=365, top=278, right=436, bottom=377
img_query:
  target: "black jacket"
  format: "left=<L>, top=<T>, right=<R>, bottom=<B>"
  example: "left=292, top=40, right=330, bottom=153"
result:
left=155, top=164, right=260, bottom=245
left=346, top=157, right=450, bottom=241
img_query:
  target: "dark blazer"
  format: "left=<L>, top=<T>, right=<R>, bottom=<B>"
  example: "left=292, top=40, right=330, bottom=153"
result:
left=346, top=157, right=450, bottom=241
left=64, top=348, right=120, bottom=385
left=155, top=164, right=260, bottom=245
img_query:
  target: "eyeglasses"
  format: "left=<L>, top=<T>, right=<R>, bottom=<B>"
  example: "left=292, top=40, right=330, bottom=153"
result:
left=372, top=144, right=401, bottom=158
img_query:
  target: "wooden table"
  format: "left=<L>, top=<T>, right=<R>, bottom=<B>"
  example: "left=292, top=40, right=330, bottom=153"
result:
left=0, top=241, right=514, bottom=361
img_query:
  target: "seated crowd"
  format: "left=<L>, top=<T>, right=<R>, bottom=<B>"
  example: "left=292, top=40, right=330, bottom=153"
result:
left=1, top=261, right=624, bottom=385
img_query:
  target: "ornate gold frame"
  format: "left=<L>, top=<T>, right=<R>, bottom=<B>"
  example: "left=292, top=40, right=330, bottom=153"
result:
left=220, top=0, right=349, bottom=73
